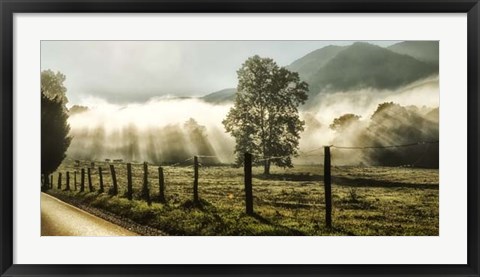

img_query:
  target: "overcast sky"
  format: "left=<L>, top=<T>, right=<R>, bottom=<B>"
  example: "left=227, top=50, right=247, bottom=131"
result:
left=41, top=41, right=399, bottom=104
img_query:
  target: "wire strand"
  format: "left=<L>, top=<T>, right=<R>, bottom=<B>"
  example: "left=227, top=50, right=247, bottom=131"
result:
left=331, top=140, right=438, bottom=150
left=168, top=157, right=194, bottom=167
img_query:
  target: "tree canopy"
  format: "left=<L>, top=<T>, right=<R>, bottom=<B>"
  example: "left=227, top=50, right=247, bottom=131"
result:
left=41, top=70, right=71, bottom=190
left=330, top=114, right=361, bottom=131
left=361, top=102, right=438, bottom=168
left=41, top=69, right=68, bottom=104
left=223, top=55, right=308, bottom=175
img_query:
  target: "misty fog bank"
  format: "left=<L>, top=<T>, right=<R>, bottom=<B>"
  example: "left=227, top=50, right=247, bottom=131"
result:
left=67, top=77, right=439, bottom=167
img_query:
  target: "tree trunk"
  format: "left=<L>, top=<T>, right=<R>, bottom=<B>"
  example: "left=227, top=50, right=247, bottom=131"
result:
left=263, top=159, right=270, bottom=175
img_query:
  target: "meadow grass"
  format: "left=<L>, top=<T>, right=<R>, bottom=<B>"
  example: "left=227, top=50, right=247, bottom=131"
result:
left=47, top=159, right=439, bottom=236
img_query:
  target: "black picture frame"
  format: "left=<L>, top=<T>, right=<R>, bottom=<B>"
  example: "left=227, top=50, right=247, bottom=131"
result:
left=1, top=1, right=479, bottom=276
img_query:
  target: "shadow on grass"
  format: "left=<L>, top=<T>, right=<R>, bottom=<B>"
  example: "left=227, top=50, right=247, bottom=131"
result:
left=179, top=199, right=306, bottom=236
left=332, top=176, right=438, bottom=190
left=250, top=212, right=306, bottom=236
left=328, top=225, right=356, bottom=236
left=255, top=173, right=323, bottom=182
left=181, top=199, right=215, bottom=211
left=254, top=173, right=438, bottom=190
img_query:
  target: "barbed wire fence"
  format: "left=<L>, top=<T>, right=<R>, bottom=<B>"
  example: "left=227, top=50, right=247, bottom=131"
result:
left=46, top=139, right=439, bottom=228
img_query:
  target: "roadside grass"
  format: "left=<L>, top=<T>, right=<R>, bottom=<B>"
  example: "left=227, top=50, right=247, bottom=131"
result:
left=47, top=160, right=439, bottom=236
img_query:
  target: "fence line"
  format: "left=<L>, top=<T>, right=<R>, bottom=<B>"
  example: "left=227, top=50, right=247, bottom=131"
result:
left=168, top=157, right=195, bottom=167
left=330, top=140, right=439, bottom=150
left=411, top=143, right=432, bottom=166
left=48, top=138, right=438, bottom=229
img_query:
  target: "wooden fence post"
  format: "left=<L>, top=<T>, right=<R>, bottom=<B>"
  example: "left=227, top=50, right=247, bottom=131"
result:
left=109, top=164, right=118, bottom=196
left=42, top=174, right=49, bottom=190
left=65, top=171, right=70, bottom=191
left=158, top=166, right=165, bottom=202
left=57, top=172, right=62, bottom=190
left=141, top=162, right=151, bottom=205
left=80, top=168, right=85, bottom=192
left=98, top=167, right=104, bottom=193
left=324, top=146, right=332, bottom=228
left=126, top=163, right=133, bottom=200
left=88, top=167, right=95, bottom=192
left=74, top=171, right=77, bottom=191
left=244, top=152, right=253, bottom=215
left=41, top=174, right=47, bottom=190
left=193, top=156, right=199, bottom=203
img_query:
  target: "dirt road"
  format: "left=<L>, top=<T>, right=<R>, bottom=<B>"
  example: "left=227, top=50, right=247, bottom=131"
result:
left=41, top=193, right=137, bottom=236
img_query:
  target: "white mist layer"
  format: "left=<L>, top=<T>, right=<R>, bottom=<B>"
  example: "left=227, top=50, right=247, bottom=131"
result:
left=67, top=77, right=439, bottom=165
left=296, top=77, right=439, bottom=165
left=67, top=98, right=236, bottom=163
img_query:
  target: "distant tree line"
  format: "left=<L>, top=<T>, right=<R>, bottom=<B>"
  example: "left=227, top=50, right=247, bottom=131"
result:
left=330, top=102, right=439, bottom=168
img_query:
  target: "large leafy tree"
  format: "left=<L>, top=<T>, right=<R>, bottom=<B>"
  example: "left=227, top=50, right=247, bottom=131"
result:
left=41, top=70, right=71, bottom=191
left=223, top=55, right=308, bottom=175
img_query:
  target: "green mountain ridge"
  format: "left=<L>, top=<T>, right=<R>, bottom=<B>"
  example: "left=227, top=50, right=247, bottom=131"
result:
left=287, top=45, right=347, bottom=82
left=200, top=88, right=236, bottom=104
left=201, top=41, right=439, bottom=104
left=306, top=42, right=438, bottom=93
left=388, top=41, right=439, bottom=65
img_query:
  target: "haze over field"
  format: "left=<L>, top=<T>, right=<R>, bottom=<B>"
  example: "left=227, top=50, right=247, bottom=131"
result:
left=42, top=41, right=439, bottom=167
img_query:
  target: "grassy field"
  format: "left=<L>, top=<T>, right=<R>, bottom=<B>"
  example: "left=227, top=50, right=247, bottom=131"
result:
left=46, top=158, right=439, bottom=236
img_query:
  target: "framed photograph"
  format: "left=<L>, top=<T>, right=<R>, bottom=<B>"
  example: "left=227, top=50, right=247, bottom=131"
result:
left=1, top=0, right=479, bottom=276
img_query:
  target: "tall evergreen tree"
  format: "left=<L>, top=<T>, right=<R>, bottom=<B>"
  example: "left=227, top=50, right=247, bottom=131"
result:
left=41, top=70, right=71, bottom=191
